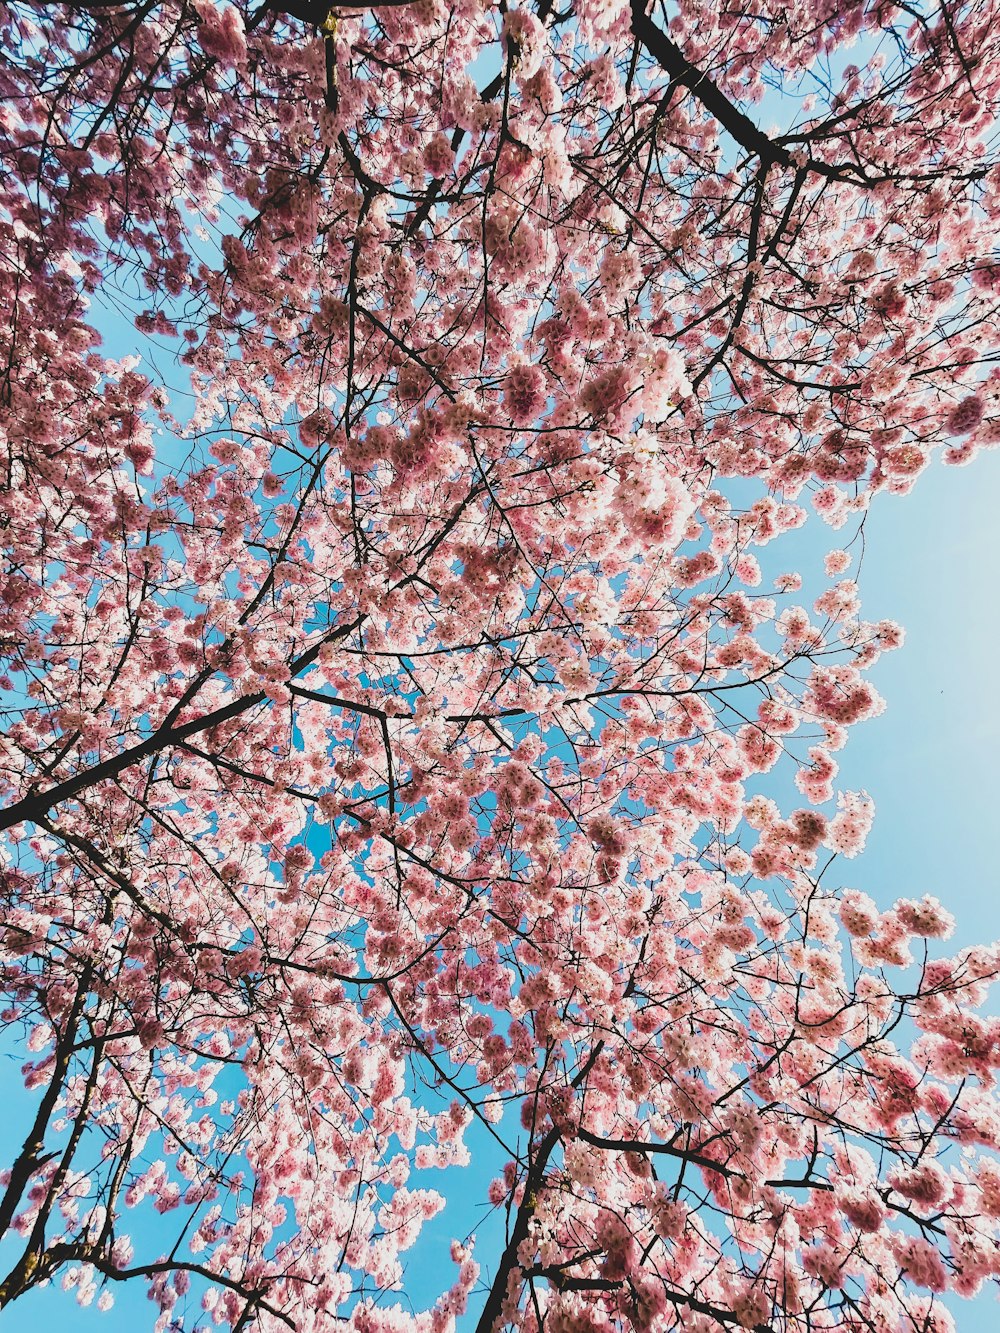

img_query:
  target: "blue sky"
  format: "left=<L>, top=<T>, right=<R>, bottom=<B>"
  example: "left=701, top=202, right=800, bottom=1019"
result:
left=795, top=450, right=1000, bottom=1332
left=832, top=450, right=1000, bottom=957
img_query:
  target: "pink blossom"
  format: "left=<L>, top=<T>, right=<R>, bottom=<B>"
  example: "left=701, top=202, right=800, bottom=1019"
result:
left=945, top=394, right=985, bottom=435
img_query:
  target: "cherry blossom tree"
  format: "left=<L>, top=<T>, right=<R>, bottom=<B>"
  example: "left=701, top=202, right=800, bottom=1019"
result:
left=2, top=0, right=1000, bottom=1330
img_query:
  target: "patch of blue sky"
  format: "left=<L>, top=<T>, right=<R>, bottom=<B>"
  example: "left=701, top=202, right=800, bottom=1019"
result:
left=713, top=454, right=1000, bottom=1327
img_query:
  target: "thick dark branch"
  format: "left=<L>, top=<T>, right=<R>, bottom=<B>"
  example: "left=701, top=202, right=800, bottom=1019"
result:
left=278, top=0, right=415, bottom=18
left=0, top=477, right=483, bottom=833
left=576, top=1126, right=739, bottom=1178
left=0, top=985, right=90, bottom=1238
left=473, top=1128, right=561, bottom=1333
left=629, top=0, right=869, bottom=185
left=0, top=603, right=355, bottom=834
